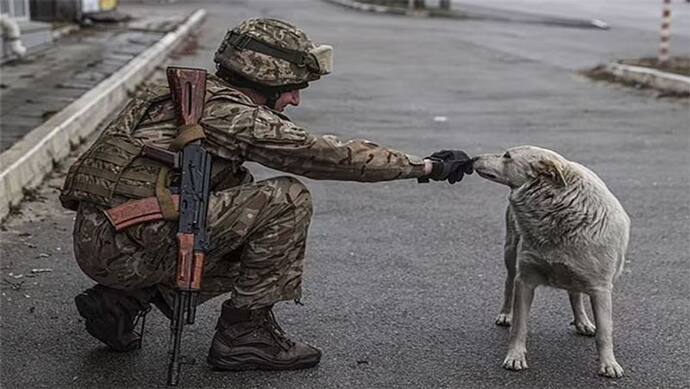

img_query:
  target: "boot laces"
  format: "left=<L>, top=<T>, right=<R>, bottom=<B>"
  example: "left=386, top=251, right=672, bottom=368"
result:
left=262, top=309, right=294, bottom=351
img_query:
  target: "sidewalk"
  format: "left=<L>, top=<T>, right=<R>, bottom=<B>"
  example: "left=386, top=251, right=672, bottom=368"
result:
left=1, top=17, right=183, bottom=151
left=0, top=9, right=206, bottom=221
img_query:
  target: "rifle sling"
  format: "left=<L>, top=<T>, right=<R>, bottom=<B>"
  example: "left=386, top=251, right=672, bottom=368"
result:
left=170, top=124, right=206, bottom=151
left=156, top=123, right=207, bottom=220
left=156, top=166, right=179, bottom=221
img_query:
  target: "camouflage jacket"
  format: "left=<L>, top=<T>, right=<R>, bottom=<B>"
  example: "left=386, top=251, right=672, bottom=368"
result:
left=60, top=74, right=426, bottom=209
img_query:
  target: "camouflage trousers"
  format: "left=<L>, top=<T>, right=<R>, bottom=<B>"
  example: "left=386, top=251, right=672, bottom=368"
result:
left=73, top=176, right=313, bottom=310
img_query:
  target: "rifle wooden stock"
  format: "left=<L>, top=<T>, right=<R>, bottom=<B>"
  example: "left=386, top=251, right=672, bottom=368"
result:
left=167, top=67, right=206, bottom=126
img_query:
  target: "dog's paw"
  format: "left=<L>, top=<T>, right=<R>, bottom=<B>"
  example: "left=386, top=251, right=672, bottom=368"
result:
left=502, top=350, right=528, bottom=371
left=572, top=319, right=596, bottom=336
left=495, top=313, right=512, bottom=327
left=598, top=359, right=624, bottom=378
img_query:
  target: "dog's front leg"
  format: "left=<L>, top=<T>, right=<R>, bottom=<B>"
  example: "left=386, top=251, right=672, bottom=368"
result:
left=496, top=206, right=519, bottom=326
left=568, top=292, right=596, bottom=336
left=502, top=276, right=534, bottom=371
left=590, top=288, right=624, bottom=378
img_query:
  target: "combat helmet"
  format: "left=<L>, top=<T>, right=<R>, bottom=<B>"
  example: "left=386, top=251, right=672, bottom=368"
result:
left=214, top=18, right=333, bottom=94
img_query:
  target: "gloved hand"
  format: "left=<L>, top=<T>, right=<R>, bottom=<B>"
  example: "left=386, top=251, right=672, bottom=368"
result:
left=421, top=149, right=474, bottom=184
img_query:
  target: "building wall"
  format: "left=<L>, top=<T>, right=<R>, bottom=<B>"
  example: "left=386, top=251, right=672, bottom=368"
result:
left=1, top=0, right=31, bottom=20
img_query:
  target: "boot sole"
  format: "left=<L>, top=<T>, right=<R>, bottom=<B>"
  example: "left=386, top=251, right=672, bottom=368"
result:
left=75, top=293, right=140, bottom=352
left=207, top=350, right=320, bottom=371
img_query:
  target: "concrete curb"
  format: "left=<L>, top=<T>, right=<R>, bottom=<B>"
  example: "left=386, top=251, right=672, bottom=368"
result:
left=605, top=62, right=690, bottom=96
left=0, top=9, right=207, bottom=222
left=322, top=0, right=609, bottom=29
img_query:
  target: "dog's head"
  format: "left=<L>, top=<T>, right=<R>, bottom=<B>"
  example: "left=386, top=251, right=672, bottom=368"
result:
left=473, top=145, right=568, bottom=189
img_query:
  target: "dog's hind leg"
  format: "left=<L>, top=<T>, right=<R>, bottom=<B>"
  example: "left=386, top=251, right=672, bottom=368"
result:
left=590, top=288, right=624, bottom=378
left=496, top=206, right=518, bottom=327
left=568, top=292, right=596, bottom=336
left=502, top=276, right=534, bottom=371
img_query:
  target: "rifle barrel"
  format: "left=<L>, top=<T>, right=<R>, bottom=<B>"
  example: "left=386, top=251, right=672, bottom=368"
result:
left=186, top=292, right=197, bottom=325
left=167, top=291, right=187, bottom=386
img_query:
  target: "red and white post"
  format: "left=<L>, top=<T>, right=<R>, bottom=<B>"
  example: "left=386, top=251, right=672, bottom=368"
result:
left=658, top=0, right=672, bottom=66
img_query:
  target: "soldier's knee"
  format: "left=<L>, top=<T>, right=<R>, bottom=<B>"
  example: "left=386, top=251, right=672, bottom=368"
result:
left=272, top=176, right=312, bottom=213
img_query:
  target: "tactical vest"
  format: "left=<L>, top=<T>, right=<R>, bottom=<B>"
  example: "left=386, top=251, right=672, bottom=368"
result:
left=60, top=78, right=256, bottom=213
left=60, top=86, right=171, bottom=211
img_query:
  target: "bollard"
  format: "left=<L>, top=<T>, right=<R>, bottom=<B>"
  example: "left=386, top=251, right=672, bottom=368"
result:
left=658, top=0, right=672, bottom=66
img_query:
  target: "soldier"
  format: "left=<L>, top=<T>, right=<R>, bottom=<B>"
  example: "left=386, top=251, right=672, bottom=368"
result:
left=60, top=18, right=473, bottom=371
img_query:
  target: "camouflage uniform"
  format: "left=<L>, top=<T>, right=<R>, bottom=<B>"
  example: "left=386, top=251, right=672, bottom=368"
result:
left=66, top=75, right=426, bottom=310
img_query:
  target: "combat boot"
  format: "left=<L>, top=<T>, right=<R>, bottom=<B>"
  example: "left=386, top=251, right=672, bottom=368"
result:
left=207, top=300, right=322, bottom=371
left=74, top=285, right=153, bottom=352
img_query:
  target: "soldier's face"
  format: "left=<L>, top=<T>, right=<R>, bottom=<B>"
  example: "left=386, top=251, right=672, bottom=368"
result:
left=274, top=89, right=301, bottom=112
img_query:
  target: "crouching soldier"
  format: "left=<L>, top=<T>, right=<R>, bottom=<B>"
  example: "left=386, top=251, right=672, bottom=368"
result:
left=60, top=18, right=473, bottom=371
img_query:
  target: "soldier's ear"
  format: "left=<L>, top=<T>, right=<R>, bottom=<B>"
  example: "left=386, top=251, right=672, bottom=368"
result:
left=534, top=159, right=567, bottom=187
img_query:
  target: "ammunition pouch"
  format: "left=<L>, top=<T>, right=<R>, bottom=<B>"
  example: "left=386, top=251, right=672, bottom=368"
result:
left=60, top=135, right=167, bottom=211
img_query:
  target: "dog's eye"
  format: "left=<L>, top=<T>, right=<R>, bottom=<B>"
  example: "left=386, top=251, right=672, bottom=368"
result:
left=503, top=152, right=511, bottom=159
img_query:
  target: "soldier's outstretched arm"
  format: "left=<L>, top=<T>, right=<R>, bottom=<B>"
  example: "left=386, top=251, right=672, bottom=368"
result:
left=204, top=106, right=431, bottom=182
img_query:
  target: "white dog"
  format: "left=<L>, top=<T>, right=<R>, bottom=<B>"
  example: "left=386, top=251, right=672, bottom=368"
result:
left=473, top=146, right=630, bottom=378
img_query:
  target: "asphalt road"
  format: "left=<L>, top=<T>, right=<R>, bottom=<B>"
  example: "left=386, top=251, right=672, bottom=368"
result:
left=1, top=1, right=689, bottom=388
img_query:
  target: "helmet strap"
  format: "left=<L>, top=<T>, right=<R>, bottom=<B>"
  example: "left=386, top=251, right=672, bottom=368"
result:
left=265, top=96, right=278, bottom=110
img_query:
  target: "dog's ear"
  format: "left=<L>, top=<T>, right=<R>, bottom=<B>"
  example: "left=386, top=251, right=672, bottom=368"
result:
left=534, top=159, right=567, bottom=187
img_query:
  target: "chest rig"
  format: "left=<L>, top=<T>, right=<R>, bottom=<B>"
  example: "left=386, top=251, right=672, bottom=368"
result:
left=60, top=85, right=173, bottom=212
left=60, top=77, right=254, bottom=223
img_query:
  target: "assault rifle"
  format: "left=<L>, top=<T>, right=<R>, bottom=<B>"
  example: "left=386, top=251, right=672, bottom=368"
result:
left=165, top=66, right=211, bottom=386
left=102, top=67, right=210, bottom=385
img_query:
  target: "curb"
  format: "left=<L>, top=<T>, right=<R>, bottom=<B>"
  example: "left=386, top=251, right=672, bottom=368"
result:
left=322, top=0, right=609, bottom=29
left=605, top=62, right=690, bottom=96
left=0, top=9, right=207, bottom=222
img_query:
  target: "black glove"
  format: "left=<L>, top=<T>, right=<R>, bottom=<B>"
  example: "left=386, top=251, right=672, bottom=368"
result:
left=420, top=149, right=474, bottom=184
